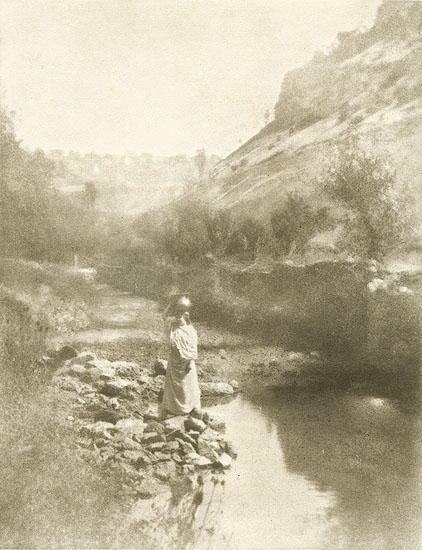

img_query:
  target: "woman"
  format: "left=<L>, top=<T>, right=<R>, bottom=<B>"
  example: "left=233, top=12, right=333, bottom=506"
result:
left=160, top=297, right=201, bottom=418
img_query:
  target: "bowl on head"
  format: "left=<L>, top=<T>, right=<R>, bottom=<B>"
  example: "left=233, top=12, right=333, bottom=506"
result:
left=171, top=294, right=192, bottom=316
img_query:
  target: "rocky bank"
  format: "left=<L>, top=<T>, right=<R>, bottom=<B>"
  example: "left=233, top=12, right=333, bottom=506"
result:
left=51, top=347, right=238, bottom=501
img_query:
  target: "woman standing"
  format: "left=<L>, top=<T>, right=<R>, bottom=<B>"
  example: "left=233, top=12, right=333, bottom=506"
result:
left=160, top=296, right=201, bottom=418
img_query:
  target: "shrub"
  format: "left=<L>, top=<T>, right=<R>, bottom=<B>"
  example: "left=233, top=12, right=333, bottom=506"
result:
left=321, top=135, right=413, bottom=260
left=271, top=193, right=332, bottom=257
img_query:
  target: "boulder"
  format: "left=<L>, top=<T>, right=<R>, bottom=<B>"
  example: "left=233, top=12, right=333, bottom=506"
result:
left=201, top=427, right=223, bottom=441
left=200, top=382, right=234, bottom=396
left=114, top=436, right=142, bottom=451
left=148, top=442, right=166, bottom=453
left=184, top=416, right=206, bottom=433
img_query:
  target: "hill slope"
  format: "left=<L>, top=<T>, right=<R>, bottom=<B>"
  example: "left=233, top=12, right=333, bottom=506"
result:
left=212, top=1, right=422, bottom=219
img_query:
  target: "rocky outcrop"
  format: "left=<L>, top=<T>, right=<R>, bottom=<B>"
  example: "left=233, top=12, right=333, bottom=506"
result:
left=52, top=350, right=237, bottom=501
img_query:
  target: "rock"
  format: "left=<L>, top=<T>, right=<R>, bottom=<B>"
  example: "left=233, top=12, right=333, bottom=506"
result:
left=192, top=455, right=213, bottom=469
left=268, top=357, right=280, bottom=367
left=163, top=440, right=179, bottom=453
left=148, top=442, right=166, bottom=453
left=154, top=462, right=177, bottom=482
left=145, top=421, right=166, bottom=435
left=144, top=404, right=159, bottom=421
left=177, top=432, right=198, bottom=447
left=197, top=439, right=220, bottom=462
left=94, top=409, right=122, bottom=425
left=55, top=377, right=81, bottom=392
left=309, top=351, right=321, bottom=360
left=215, top=453, right=232, bottom=469
left=122, top=450, right=146, bottom=463
left=201, top=426, right=223, bottom=441
left=153, top=359, right=168, bottom=376
left=141, top=432, right=166, bottom=445
left=222, top=441, right=238, bottom=459
left=184, top=416, right=207, bottom=433
left=229, top=379, right=239, bottom=392
left=57, top=345, right=78, bottom=361
left=200, top=382, right=234, bottom=396
left=100, top=378, right=133, bottom=397
left=71, top=351, right=96, bottom=365
left=176, top=439, right=196, bottom=456
left=112, top=361, right=141, bottom=378
left=115, top=418, right=146, bottom=437
left=115, top=436, right=142, bottom=451
left=218, top=349, right=227, bottom=360
left=80, top=421, right=114, bottom=439
left=287, top=351, right=306, bottom=361
left=205, top=415, right=226, bottom=433
left=162, top=416, right=186, bottom=433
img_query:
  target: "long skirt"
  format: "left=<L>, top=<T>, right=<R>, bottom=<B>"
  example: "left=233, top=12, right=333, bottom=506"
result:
left=162, top=357, right=201, bottom=415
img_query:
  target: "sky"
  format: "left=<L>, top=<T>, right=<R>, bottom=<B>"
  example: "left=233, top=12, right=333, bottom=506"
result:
left=0, top=0, right=383, bottom=157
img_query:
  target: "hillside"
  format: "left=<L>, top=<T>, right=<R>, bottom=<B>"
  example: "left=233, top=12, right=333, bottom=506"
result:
left=49, top=150, right=219, bottom=216
left=212, top=1, right=422, bottom=220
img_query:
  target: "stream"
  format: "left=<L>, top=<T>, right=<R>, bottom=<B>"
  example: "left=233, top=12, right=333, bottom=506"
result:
left=70, top=278, right=421, bottom=550
left=205, top=390, right=421, bottom=550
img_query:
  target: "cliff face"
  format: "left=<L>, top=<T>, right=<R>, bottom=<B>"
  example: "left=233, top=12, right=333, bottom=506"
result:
left=213, top=1, right=422, bottom=219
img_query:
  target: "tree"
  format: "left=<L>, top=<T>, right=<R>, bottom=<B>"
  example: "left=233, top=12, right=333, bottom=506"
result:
left=271, top=193, right=331, bottom=257
left=84, top=181, right=97, bottom=209
left=321, top=136, right=412, bottom=260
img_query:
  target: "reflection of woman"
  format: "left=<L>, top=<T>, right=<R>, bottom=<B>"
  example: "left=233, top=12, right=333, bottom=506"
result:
left=160, top=298, right=201, bottom=418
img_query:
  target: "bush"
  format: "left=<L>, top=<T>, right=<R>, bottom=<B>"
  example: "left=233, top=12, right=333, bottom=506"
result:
left=271, top=193, right=332, bottom=257
left=321, top=135, right=413, bottom=260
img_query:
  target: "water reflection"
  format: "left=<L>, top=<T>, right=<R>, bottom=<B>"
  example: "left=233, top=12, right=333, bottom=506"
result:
left=208, top=390, right=421, bottom=550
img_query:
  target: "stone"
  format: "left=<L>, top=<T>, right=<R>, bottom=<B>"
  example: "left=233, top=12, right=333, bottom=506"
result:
left=153, top=359, right=168, bottom=376
left=309, top=351, right=321, bottom=360
left=229, top=379, right=239, bottom=392
left=154, top=462, right=177, bottom=482
left=177, top=432, right=198, bottom=447
left=80, top=421, right=114, bottom=439
left=112, top=361, right=141, bottom=378
left=192, top=455, right=213, bottom=469
left=201, top=427, right=223, bottom=441
left=141, top=432, right=166, bottom=445
left=114, top=436, right=142, bottom=451
left=205, top=415, right=226, bottom=433
left=199, top=382, right=234, bottom=396
left=100, top=378, right=133, bottom=397
left=145, top=421, right=166, bottom=435
left=163, top=440, right=179, bottom=453
left=148, top=442, right=166, bottom=453
left=71, top=351, right=96, bottom=365
left=197, top=439, right=220, bottom=462
left=57, top=345, right=78, bottom=361
left=215, top=453, right=232, bottom=469
left=94, top=409, right=122, bottom=425
left=115, top=418, right=146, bottom=437
left=163, top=416, right=186, bottom=433
left=222, top=441, right=238, bottom=459
left=177, top=439, right=196, bottom=456
left=122, top=450, right=146, bottom=463
left=144, top=404, right=159, bottom=421
left=56, top=377, right=81, bottom=392
left=184, top=416, right=206, bottom=433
